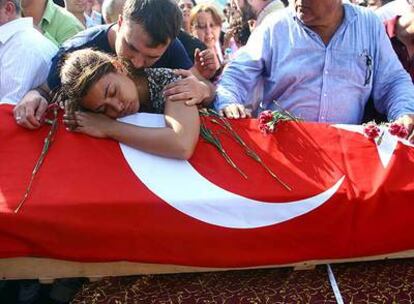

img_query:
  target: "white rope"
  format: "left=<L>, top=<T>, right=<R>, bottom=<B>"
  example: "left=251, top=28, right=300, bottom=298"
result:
left=327, top=264, right=344, bottom=304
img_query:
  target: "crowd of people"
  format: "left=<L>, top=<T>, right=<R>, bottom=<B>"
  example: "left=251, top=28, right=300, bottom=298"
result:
left=1, top=0, right=414, bottom=302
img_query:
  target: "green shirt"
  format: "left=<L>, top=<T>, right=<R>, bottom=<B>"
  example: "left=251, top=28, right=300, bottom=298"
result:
left=40, top=0, right=84, bottom=46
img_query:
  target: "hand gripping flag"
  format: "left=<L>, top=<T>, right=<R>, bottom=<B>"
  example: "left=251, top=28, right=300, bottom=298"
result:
left=0, top=104, right=414, bottom=267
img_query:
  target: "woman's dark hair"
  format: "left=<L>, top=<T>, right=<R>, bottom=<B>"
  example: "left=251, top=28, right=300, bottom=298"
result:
left=59, top=49, right=120, bottom=115
left=123, top=0, right=182, bottom=47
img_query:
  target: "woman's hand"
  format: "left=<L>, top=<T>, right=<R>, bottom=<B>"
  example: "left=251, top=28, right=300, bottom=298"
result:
left=64, top=111, right=114, bottom=138
left=194, top=48, right=220, bottom=80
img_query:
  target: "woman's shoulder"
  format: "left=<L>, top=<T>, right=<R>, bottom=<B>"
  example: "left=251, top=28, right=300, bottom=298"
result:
left=143, top=68, right=182, bottom=114
left=144, top=68, right=181, bottom=86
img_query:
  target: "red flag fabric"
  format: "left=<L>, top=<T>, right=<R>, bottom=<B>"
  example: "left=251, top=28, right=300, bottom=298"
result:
left=0, top=104, right=414, bottom=267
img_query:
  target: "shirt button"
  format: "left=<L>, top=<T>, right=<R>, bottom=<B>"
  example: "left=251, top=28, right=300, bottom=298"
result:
left=325, top=70, right=328, bottom=74
left=323, top=93, right=327, bottom=97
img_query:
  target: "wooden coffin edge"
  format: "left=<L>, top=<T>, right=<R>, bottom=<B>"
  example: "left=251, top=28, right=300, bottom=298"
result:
left=1, top=250, right=414, bottom=281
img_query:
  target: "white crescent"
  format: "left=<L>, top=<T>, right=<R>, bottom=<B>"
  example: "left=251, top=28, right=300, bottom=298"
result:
left=119, top=113, right=345, bottom=229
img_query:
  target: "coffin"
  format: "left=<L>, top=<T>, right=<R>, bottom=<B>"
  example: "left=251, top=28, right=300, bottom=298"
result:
left=1, top=104, right=413, bottom=280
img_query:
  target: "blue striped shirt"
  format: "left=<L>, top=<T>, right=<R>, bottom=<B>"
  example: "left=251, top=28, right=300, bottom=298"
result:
left=214, top=4, right=414, bottom=124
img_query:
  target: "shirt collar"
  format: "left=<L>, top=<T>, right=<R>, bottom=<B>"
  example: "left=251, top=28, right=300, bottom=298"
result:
left=385, top=15, right=399, bottom=39
left=42, top=0, right=56, bottom=25
left=292, top=3, right=357, bottom=30
left=0, top=17, right=33, bottom=44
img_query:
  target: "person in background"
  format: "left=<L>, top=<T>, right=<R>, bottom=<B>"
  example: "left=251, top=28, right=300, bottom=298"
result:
left=385, top=3, right=414, bottom=81
left=178, top=0, right=195, bottom=33
left=190, top=4, right=224, bottom=64
left=101, top=0, right=124, bottom=23
left=222, top=2, right=231, bottom=31
left=214, top=0, right=414, bottom=143
left=222, top=1, right=250, bottom=50
left=20, top=0, right=84, bottom=46
left=64, top=0, right=88, bottom=27
left=176, top=0, right=212, bottom=64
left=233, top=0, right=284, bottom=30
left=0, top=0, right=57, bottom=105
left=85, top=0, right=103, bottom=26
left=92, top=0, right=104, bottom=11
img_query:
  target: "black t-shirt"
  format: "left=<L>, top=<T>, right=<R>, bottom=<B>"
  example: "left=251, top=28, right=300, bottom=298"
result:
left=178, top=30, right=206, bottom=63
left=47, top=24, right=193, bottom=90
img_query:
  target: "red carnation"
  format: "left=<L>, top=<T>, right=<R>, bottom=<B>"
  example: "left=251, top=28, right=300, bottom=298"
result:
left=363, top=123, right=380, bottom=140
left=258, top=111, right=276, bottom=135
left=388, top=122, right=409, bottom=139
left=259, top=122, right=275, bottom=135
left=258, top=110, right=274, bottom=125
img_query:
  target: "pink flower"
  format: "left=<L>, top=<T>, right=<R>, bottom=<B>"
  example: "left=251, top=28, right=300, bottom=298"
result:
left=388, top=122, right=409, bottom=139
left=363, top=123, right=380, bottom=140
left=259, top=122, right=275, bottom=135
left=258, top=110, right=274, bottom=125
left=258, top=111, right=276, bottom=135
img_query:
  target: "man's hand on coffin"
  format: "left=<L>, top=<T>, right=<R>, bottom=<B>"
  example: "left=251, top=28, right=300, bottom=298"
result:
left=395, top=113, right=414, bottom=143
left=194, top=48, right=220, bottom=80
left=219, top=103, right=252, bottom=119
left=13, top=90, right=48, bottom=129
left=163, top=69, right=210, bottom=106
left=65, top=112, right=112, bottom=138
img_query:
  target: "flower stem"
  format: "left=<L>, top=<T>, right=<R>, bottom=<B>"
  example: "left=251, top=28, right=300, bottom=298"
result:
left=200, top=121, right=247, bottom=179
left=205, top=109, right=291, bottom=191
left=14, top=105, right=59, bottom=213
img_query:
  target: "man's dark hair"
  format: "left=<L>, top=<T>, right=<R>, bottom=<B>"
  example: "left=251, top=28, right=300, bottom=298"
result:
left=123, top=0, right=182, bottom=47
left=0, top=0, right=20, bottom=14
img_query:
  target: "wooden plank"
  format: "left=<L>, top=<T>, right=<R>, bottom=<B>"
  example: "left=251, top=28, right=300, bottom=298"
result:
left=1, top=250, right=414, bottom=280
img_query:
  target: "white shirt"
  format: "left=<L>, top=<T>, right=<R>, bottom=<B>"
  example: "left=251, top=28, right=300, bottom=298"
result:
left=84, top=10, right=103, bottom=28
left=0, top=18, right=57, bottom=104
left=256, top=0, right=285, bottom=27
left=375, top=0, right=407, bottom=21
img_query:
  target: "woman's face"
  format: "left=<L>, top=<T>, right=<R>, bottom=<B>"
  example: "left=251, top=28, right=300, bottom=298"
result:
left=178, top=0, right=194, bottom=24
left=192, top=11, right=221, bottom=49
left=82, top=72, right=140, bottom=118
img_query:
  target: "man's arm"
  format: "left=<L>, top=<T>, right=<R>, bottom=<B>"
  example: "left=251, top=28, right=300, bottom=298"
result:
left=13, top=84, right=51, bottom=129
left=371, top=15, right=414, bottom=140
left=1, top=38, right=54, bottom=129
left=214, top=24, right=271, bottom=118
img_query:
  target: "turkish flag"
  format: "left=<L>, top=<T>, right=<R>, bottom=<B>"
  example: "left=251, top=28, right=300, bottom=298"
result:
left=0, top=104, right=414, bottom=267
